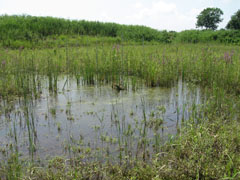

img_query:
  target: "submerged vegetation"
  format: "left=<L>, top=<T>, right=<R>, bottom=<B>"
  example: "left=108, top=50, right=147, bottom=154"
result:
left=0, top=15, right=240, bottom=180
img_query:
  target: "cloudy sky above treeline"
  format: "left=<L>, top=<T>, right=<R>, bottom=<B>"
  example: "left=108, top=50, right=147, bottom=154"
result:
left=0, top=0, right=239, bottom=31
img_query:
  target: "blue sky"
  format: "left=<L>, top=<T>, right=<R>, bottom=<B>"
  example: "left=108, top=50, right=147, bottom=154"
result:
left=0, top=0, right=239, bottom=31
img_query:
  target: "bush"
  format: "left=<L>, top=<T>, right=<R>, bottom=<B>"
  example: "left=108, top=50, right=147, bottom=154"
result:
left=176, top=29, right=240, bottom=45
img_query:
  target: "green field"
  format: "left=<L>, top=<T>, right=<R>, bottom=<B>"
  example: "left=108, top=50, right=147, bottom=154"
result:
left=0, top=15, right=240, bottom=180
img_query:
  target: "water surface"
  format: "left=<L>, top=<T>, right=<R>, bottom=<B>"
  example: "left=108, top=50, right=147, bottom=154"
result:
left=0, top=76, right=203, bottom=160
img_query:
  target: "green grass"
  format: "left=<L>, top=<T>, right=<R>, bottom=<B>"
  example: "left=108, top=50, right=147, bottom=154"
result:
left=0, top=40, right=240, bottom=179
left=1, top=43, right=240, bottom=98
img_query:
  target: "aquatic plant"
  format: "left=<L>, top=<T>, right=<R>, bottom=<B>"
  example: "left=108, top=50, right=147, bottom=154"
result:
left=0, top=42, right=240, bottom=179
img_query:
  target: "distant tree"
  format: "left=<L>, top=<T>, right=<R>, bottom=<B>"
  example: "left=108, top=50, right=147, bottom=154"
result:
left=196, top=8, right=223, bottom=30
left=226, top=10, right=240, bottom=30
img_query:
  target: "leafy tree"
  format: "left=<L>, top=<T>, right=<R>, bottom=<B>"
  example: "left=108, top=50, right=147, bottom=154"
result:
left=226, top=10, right=240, bottom=30
left=196, top=8, right=223, bottom=30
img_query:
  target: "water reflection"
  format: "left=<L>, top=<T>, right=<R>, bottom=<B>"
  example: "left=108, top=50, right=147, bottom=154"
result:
left=0, top=76, right=204, bottom=159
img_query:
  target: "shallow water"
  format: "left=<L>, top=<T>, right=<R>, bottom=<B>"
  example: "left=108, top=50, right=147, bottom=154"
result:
left=0, top=76, right=203, bottom=160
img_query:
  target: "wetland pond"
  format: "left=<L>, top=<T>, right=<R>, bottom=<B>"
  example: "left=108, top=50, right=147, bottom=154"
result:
left=0, top=76, right=205, bottom=161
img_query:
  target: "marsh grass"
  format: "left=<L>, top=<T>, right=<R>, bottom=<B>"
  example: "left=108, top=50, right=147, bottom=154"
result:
left=0, top=42, right=240, bottom=179
left=1, top=43, right=240, bottom=100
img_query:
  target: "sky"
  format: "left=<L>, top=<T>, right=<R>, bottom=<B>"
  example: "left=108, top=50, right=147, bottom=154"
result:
left=0, top=0, right=239, bottom=31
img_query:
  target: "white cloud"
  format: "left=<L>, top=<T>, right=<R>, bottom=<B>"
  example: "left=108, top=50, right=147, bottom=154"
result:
left=131, top=0, right=176, bottom=19
left=124, top=0, right=201, bottom=31
left=134, top=2, right=144, bottom=9
left=222, top=0, right=232, bottom=4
